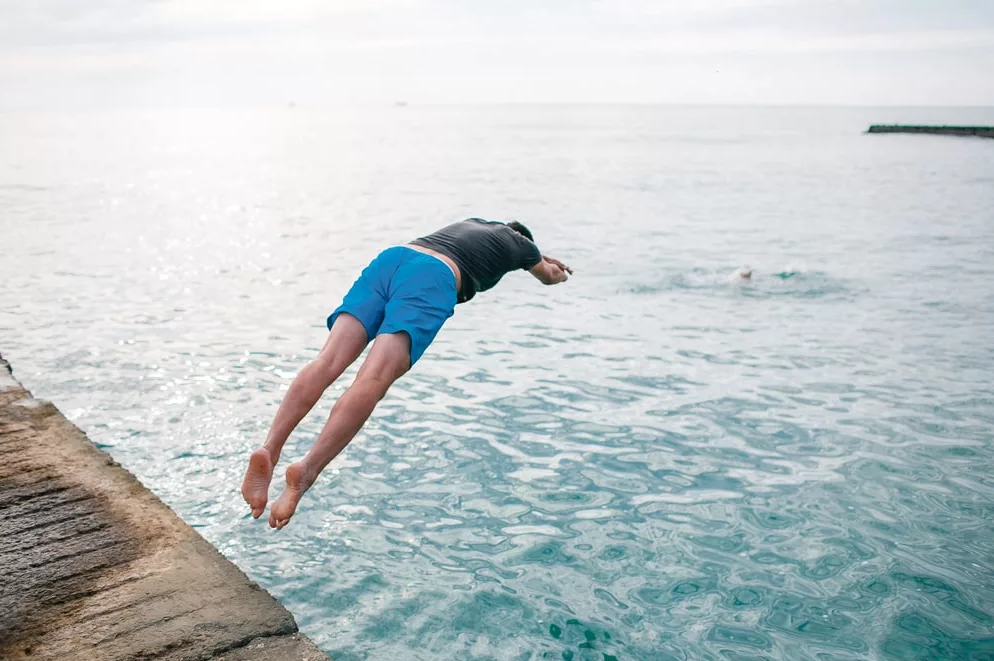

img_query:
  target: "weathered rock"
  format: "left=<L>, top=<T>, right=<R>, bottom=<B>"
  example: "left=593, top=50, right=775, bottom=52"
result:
left=0, top=352, right=330, bottom=661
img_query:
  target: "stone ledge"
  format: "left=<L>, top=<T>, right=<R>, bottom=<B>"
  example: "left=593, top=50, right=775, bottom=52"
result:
left=0, top=352, right=330, bottom=661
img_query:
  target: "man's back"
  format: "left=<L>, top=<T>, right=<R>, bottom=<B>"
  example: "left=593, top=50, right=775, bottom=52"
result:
left=411, top=218, right=542, bottom=302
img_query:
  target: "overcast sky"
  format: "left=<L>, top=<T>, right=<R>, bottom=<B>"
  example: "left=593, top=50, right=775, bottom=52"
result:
left=1, top=0, right=992, bottom=108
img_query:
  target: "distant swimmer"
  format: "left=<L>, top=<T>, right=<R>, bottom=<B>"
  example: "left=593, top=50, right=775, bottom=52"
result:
left=730, top=265, right=752, bottom=281
left=241, top=218, right=572, bottom=529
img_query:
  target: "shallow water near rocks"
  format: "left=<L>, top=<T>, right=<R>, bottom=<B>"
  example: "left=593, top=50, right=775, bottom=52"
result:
left=3, top=105, right=994, bottom=660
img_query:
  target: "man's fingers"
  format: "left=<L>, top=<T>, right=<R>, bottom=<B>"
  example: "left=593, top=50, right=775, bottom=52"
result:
left=544, top=255, right=573, bottom=275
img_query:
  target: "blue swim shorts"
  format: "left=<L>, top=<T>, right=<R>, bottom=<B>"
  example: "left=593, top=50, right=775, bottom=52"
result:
left=327, top=246, right=457, bottom=365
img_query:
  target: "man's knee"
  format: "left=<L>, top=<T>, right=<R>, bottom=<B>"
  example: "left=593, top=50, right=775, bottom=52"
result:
left=355, top=351, right=407, bottom=395
left=310, top=352, right=347, bottom=384
left=353, top=372, right=398, bottom=402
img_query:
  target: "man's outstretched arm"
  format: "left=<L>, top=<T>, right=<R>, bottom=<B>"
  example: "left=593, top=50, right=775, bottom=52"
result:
left=529, top=256, right=571, bottom=285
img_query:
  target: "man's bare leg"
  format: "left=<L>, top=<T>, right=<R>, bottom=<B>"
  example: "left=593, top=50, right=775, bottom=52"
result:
left=269, top=332, right=411, bottom=529
left=241, top=314, right=369, bottom=518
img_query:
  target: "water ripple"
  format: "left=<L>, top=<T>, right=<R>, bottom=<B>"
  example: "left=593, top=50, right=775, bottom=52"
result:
left=3, top=106, right=994, bottom=660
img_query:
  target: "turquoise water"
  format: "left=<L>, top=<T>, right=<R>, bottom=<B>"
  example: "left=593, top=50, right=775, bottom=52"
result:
left=2, top=106, right=994, bottom=660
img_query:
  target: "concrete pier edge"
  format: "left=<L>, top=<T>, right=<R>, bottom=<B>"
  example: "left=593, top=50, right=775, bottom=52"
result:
left=866, top=124, right=994, bottom=138
left=0, top=351, right=330, bottom=661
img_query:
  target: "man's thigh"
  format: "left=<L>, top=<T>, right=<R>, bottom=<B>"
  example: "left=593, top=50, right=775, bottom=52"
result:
left=355, top=332, right=412, bottom=384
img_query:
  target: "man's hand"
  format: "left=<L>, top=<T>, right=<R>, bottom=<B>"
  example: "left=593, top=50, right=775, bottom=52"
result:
left=548, top=264, right=568, bottom=284
left=543, top=256, right=573, bottom=275
left=530, top=257, right=571, bottom=285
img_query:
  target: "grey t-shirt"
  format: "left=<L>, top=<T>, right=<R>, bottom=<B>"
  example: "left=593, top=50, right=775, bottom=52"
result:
left=411, top=218, right=542, bottom=303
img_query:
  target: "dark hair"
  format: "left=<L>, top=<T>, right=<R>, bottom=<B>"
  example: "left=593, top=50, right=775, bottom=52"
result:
left=506, top=221, right=534, bottom=242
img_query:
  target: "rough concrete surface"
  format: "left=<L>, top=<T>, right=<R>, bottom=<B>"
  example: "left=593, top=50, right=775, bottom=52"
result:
left=0, top=352, right=330, bottom=661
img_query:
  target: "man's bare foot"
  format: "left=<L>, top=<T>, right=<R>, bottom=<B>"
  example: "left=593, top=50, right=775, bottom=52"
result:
left=241, top=448, right=274, bottom=519
left=269, top=461, right=315, bottom=530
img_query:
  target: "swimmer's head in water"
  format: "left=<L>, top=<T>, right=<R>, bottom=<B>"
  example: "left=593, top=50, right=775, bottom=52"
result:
left=738, top=266, right=753, bottom=279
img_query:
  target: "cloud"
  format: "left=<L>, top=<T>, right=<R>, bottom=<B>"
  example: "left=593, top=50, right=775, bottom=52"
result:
left=592, top=0, right=798, bottom=16
left=0, top=0, right=992, bottom=106
left=597, top=28, right=994, bottom=54
left=154, top=0, right=419, bottom=22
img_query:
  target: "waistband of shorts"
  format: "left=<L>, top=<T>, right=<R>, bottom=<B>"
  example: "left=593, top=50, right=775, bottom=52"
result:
left=393, top=244, right=458, bottom=280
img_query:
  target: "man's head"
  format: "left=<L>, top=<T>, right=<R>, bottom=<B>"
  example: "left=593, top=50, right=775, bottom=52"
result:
left=506, top=221, right=534, bottom=242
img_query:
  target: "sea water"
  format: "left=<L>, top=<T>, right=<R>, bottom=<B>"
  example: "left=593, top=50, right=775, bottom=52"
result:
left=2, top=105, right=994, bottom=660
